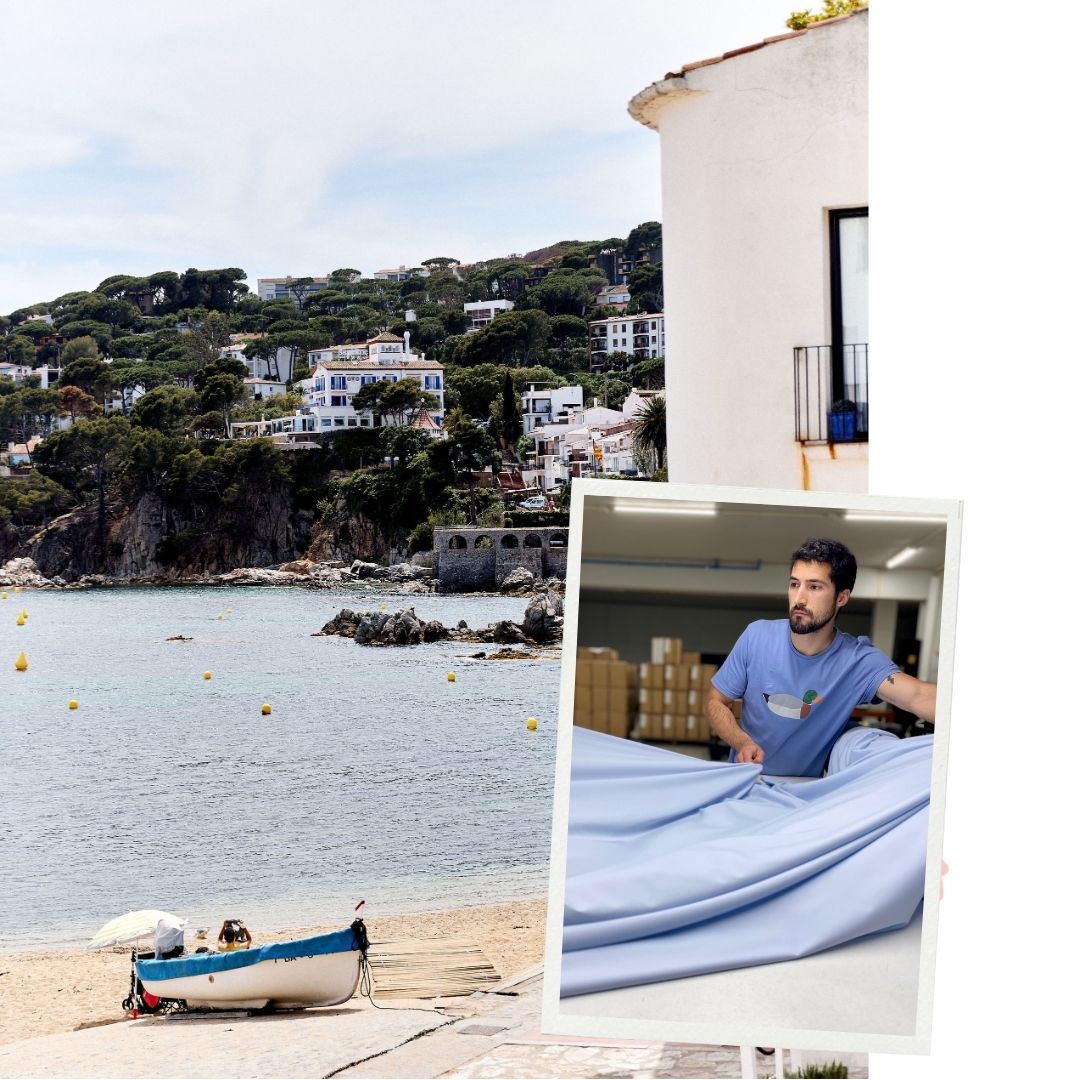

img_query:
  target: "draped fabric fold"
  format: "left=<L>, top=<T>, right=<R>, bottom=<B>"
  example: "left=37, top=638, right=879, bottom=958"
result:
left=560, top=726, right=931, bottom=998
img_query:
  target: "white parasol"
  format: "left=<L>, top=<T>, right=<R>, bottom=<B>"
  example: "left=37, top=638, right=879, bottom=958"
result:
left=87, top=909, right=187, bottom=951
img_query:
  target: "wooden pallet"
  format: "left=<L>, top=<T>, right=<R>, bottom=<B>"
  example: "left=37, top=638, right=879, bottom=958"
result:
left=368, top=937, right=502, bottom=999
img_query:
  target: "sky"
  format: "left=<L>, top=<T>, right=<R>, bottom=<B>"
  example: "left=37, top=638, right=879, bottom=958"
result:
left=0, top=0, right=798, bottom=313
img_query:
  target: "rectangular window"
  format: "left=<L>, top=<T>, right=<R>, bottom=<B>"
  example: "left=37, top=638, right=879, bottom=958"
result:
left=330, top=395, right=348, bottom=407
left=829, top=207, right=869, bottom=423
left=321, top=418, right=331, bottom=427
left=330, top=376, right=347, bottom=390
left=361, top=375, right=376, bottom=385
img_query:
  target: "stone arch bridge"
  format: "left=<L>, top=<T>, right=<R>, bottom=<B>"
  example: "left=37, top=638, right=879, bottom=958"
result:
left=433, top=527, right=569, bottom=590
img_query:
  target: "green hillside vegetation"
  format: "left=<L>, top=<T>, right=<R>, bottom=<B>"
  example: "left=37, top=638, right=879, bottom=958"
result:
left=1, top=226, right=665, bottom=574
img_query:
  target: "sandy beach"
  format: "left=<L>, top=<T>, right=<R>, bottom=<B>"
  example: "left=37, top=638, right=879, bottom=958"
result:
left=0, top=899, right=546, bottom=1048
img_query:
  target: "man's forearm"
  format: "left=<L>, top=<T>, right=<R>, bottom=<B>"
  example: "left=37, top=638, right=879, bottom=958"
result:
left=705, top=690, right=751, bottom=750
left=914, top=682, right=937, bottom=722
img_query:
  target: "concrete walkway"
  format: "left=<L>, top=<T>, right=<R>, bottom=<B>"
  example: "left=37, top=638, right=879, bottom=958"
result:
left=0, top=969, right=868, bottom=1079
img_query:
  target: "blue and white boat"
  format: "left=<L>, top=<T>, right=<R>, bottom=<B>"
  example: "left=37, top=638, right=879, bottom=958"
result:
left=136, top=921, right=369, bottom=1011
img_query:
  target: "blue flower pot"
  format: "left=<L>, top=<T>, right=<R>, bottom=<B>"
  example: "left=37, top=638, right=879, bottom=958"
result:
left=828, top=411, right=858, bottom=442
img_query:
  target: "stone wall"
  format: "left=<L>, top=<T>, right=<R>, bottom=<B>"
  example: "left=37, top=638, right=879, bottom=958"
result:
left=434, top=527, right=569, bottom=591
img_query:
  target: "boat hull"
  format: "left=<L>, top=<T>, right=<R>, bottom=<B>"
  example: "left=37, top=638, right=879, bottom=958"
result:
left=136, top=926, right=363, bottom=1010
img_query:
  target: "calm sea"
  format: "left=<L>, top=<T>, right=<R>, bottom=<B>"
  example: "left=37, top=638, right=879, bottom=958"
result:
left=0, top=585, right=560, bottom=950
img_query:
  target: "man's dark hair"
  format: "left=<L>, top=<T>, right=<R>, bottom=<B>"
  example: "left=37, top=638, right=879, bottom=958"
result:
left=790, top=538, right=857, bottom=594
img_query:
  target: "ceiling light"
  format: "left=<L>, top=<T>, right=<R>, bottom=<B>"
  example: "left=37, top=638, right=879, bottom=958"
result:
left=843, top=511, right=945, bottom=524
left=611, top=502, right=717, bottom=516
left=885, top=546, right=921, bottom=569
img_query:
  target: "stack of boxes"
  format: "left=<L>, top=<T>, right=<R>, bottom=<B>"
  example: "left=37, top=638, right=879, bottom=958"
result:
left=572, top=636, right=737, bottom=746
left=633, top=636, right=722, bottom=745
left=573, top=647, right=636, bottom=737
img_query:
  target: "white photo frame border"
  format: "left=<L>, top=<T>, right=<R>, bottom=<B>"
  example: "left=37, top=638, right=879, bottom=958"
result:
left=541, top=477, right=962, bottom=1055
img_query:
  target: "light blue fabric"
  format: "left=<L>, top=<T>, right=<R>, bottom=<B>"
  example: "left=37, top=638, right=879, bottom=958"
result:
left=560, top=726, right=929, bottom=998
left=137, top=926, right=359, bottom=983
left=712, top=620, right=900, bottom=777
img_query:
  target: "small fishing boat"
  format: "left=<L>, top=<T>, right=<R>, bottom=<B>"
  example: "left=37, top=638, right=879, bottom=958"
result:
left=134, top=918, right=370, bottom=1011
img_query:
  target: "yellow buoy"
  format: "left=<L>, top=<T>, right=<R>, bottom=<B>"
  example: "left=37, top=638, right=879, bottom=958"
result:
left=1, top=591, right=7, bottom=600
left=19, top=608, right=28, bottom=619
left=16, top=615, right=25, bottom=626
left=15, top=651, right=28, bottom=672
left=69, top=700, right=79, bottom=710
left=261, top=703, right=272, bottom=715
left=526, top=717, right=538, bottom=731
left=215, top=614, right=224, bottom=621
left=447, top=672, right=456, bottom=683
left=226, top=608, right=233, bottom=615
left=14, top=587, right=21, bottom=594
left=203, top=671, right=213, bottom=681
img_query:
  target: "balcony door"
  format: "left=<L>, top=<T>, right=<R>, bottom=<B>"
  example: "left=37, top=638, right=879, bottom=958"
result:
left=829, top=208, right=868, bottom=414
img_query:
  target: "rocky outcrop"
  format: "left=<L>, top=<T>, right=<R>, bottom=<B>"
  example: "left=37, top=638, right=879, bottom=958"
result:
left=499, top=567, right=535, bottom=593
left=0, top=557, right=62, bottom=588
left=305, top=508, right=388, bottom=565
left=318, top=590, right=563, bottom=647
left=522, top=586, right=564, bottom=643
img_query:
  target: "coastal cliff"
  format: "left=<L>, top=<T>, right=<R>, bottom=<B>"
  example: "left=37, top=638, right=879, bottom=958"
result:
left=23, top=484, right=316, bottom=581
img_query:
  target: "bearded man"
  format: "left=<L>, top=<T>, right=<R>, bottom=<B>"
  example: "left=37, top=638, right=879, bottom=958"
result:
left=705, top=538, right=937, bottom=777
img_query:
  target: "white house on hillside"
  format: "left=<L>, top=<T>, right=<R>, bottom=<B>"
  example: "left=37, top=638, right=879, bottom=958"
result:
left=464, top=299, right=514, bottom=331
left=588, top=313, right=665, bottom=369
left=628, top=8, right=868, bottom=492
left=299, top=332, right=444, bottom=433
left=520, top=384, right=584, bottom=434
left=219, top=334, right=292, bottom=397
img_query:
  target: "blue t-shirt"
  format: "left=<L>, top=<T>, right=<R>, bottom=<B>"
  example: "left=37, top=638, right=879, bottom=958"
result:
left=711, top=620, right=900, bottom=777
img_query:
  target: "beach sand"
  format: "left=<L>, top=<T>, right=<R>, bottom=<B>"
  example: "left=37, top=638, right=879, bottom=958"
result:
left=0, top=899, right=547, bottom=1047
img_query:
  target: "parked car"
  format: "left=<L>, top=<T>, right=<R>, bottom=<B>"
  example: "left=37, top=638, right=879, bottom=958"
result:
left=517, top=496, right=547, bottom=511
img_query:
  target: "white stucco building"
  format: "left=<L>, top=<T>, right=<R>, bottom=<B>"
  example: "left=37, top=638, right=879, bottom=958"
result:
left=219, top=334, right=293, bottom=392
left=588, top=314, right=665, bottom=368
left=628, top=8, right=868, bottom=492
left=299, top=332, right=444, bottom=433
left=526, top=391, right=662, bottom=489
left=464, top=299, right=514, bottom=331
left=257, top=276, right=332, bottom=303
left=520, top=384, right=584, bottom=434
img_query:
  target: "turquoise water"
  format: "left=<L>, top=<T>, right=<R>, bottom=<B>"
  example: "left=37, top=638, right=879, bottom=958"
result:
left=0, top=585, right=560, bottom=949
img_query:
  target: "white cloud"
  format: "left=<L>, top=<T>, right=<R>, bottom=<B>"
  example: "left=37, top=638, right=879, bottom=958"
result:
left=2, top=0, right=797, bottom=310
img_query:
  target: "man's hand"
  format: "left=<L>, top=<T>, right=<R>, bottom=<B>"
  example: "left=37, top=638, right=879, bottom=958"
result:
left=735, top=740, right=765, bottom=765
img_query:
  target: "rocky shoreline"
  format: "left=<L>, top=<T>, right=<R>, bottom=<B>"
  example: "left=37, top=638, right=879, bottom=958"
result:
left=318, top=586, right=564, bottom=647
left=0, top=556, right=564, bottom=597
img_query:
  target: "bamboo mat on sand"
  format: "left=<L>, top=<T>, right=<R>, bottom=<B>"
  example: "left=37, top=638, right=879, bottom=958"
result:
left=368, top=938, right=502, bottom=999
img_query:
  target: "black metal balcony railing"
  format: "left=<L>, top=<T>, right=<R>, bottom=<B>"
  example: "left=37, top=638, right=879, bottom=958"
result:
left=793, top=344, right=869, bottom=444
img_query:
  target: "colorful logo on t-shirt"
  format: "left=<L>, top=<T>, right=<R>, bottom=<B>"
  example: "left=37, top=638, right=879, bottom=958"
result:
left=762, top=689, right=823, bottom=720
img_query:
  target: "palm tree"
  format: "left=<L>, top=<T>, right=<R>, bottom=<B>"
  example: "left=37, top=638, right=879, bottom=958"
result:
left=630, top=394, right=667, bottom=476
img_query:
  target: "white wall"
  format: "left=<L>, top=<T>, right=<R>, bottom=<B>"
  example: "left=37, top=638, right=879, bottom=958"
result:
left=638, top=12, right=868, bottom=491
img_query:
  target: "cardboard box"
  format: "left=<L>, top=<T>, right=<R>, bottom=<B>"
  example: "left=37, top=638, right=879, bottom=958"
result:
left=639, top=663, right=664, bottom=690
left=651, top=637, right=683, bottom=665
left=664, top=664, right=690, bottom=690
left=582, top=646, right=619, bottom=661
left=609, top=663, right=629, bottom=690
left=685, top=715, right=707, bottom=743
left=575, top=686, right=593, bottom=713
left=607, top=708, right=628, bottom=738
left=639, top=687, right=660, bottom=712
left=660, top=713, right=676, bottom=739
